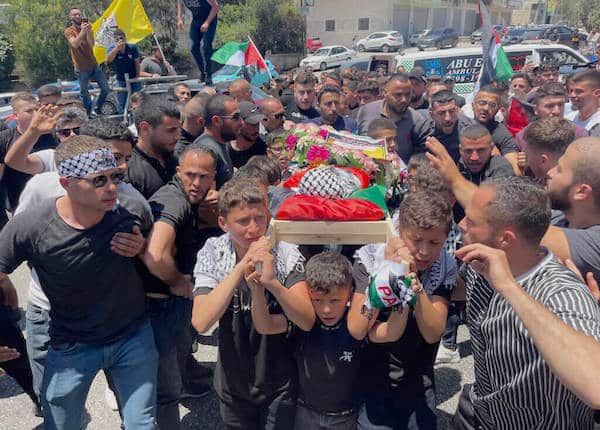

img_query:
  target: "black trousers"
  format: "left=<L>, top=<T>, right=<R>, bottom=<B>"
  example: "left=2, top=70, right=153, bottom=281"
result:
left=0, top=304, right=38, bottom=405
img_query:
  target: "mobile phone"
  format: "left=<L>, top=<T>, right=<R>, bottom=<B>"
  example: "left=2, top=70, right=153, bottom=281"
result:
left=82, top=17, right=89, bottom=23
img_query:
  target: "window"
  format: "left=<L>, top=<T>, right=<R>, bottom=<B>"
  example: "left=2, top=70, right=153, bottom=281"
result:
left=358, top=18, right=369, bottom=31
left=325, top=20, right=335, bottom=32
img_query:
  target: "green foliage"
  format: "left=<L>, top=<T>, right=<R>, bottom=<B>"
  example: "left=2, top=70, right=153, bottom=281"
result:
left=0, top=33, right=15, bottom=82
left=215, top=0, right=304, bottom=54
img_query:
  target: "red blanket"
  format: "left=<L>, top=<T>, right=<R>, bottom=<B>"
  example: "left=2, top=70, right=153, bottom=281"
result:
left=276, top=195, right=384, bottom=221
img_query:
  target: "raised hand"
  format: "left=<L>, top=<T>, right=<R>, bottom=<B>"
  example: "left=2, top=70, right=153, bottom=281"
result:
left=455, top=243, right=516, bottom=294
left=31, top=104, right=63, bottom=135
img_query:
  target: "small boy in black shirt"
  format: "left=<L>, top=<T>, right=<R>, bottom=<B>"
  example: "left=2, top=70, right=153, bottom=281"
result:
left=251, top=252, right=365, bottom=429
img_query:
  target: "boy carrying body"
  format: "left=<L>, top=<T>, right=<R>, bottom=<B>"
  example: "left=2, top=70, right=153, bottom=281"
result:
left=251, top=252, right=366, bottom=429
left=191, top=177, right=315, bottom=429
left=349, top=191, right=456, bottom=429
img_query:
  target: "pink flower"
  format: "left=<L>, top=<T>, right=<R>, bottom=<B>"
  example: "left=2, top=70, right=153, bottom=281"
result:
left=318, top=128, right=329, bottom=139
left=306, top=145, right=331, bottom=163
left=285, top=134, right=299, bottom=150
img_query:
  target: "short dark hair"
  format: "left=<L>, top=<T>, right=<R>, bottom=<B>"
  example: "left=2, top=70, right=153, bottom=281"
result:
left=356, top=80, right=379, bottom=95
left=246, top=155, right=282, bottom=185
left=367, top=118, right=396, bottom=136
left=532, top=82, right=566, bottom=105
left=204, top=94, right=235, bottom=125
left=317, top=86, right=341, bottom=103
left=571, top=138, right=600, bottom=209
left=184, top=93, right=210, bottom=120
left=80, top=117, right=136, bottom=145
left=56, top=107, right=88, bottom=130
left=133, top=94, right=180, bottom=131
left=385, top=73, right=410, bottom=87
left=430, top=89, right=457, bottom=108
left=407, top=153, right=429, bottom=173
left=569, top=69, right=600, bottom=90
left=460, top=124, right=492, bottom=143
left=295, top=71, right=316, bottom=86
left=113, top=29, right=125, bottom=39
left=343, top=81, right=358, bottom=92
left=398, top=191, right=452, bottom=233
left=324, top=71, right=342, bottom=85
left=511, top=72, right=532, bottom=87
left=234, top=164, right=270, bottom=187
left=38, top=85, right=61, bottom=99
left=305, top=252, right=353, bottom=294
left=483, top=176, right=551, bottom=245
left=523, top=117, right=574, bottom=155
left=477, top=85, right=502, bottom=97
left=218, top=177, right=267, bottom=217
left=179, top=145, right=217, bottom=169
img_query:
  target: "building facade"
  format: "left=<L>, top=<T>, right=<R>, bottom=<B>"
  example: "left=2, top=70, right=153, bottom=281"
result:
left=305, top=0, right=517, bottom=47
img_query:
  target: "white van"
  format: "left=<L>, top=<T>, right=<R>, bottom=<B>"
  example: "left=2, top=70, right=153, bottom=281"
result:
left=394, top=43, right=590, bottom=95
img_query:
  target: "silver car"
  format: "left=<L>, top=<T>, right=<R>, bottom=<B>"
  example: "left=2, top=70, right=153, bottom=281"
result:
left=356, top=31, right=404, bottom=53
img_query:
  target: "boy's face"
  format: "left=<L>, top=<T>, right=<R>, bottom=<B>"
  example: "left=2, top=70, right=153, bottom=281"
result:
left=400, top=225, right=448, bottom=271
left=370, top=129, right=397, bottom=154
left=309, top=286, right=351, bottom=327
left=219, top=202, right=270, bottom=255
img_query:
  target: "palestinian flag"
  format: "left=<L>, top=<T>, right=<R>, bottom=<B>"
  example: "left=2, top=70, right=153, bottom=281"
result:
left=211, top=37, right=270, bottom=76
left=479, top=0, right=513, bottom=85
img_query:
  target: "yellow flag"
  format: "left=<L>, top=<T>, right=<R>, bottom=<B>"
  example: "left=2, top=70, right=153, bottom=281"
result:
left=92, top=0, right=153, bottom=64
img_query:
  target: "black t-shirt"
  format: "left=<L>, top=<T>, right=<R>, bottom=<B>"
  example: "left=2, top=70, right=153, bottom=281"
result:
left=141, top=176, right=204, bottom=295
left=352, top=259, right=453, bottom=400
left=228, top=136, right=267, bottom=169
left=413, top=115, right=474, bottom=163
left=293, top=310, right=364, bottom=413
left=0, top=128, right=58, bottom=211
left=0, top=196, right=152, bottom=345
left=192, top=133, right=233, bottom=189
left=195, top=254, right=305, bottom=404
left=125, top=145, right=178, bottom=199
left=485, top=120, right=518, bottom=155
left=284, top=99, right=320, bottom=124
left=174, top=127, right=200, bottom=162
left=108, top=43, right=139, bottom=82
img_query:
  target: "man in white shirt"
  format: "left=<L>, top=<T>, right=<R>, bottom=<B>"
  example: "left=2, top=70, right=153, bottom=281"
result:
left=567, top=70, right=600, bottom=136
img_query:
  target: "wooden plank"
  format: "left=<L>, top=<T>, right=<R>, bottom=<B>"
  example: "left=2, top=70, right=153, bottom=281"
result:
left=271, top=219, right=391, bottom=245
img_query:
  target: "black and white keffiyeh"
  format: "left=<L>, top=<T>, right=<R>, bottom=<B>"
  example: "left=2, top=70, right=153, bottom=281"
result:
left=57, top=148, right=117, bottom=178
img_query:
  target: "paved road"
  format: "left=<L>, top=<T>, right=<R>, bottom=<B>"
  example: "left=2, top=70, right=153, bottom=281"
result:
left=0, top=264, right=474, bottom=429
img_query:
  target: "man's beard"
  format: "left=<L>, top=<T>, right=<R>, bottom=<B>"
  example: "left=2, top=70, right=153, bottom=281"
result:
left=387, top=101, right=406, bottom=115
left=221, top=124, right=237, bottom=142
left=547, top=185, right=572, bottom=212
left=411, top=94, right=422, bottom=103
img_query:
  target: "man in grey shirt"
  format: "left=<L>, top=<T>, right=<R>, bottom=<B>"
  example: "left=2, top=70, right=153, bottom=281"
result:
left=140, top=46, right=176, bottom=77
left=356, top=73, right=425, bottom=163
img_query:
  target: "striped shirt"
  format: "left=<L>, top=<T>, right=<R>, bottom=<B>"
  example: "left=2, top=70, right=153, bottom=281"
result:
left=463, top=250, right=600, bottom=430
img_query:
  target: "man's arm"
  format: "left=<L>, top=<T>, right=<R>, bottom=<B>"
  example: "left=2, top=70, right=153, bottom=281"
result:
left=249, top=283, right=288, bottom=335
left=106, top=45, right=120, bottom=64
left=540, top=226, right=571, bottom=262
left=202, top=0, right=219, bottom=30
left=143, top=221, right=192, bottom=298
left=425, top=136, right=477, bottom=208
left=85, top=23, right=94, bottom=47
left=66, top=24, right=90, bottom=49
left=504, top=152, right=521, bottom=176
left=456, top=243, right=600, bottom=409
left=0, top=273, right=18, bottom=309
left=368, top=309, right=409, bottom=343
left=5, top=105, right=62, bottom=175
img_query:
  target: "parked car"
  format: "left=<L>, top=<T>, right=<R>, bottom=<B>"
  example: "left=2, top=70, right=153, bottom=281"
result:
left=409, top=29, right=430, bottom=46
left=521, top=26, right=550, bottom=43
left=541, top=25, right=587, bottom=48
left=299, top=45, right=356, bottom=71
left=356, top=31, right=404, bottom=53
left=306, top=37, right=323, bottom=53
left=339, top=58, right=370, bottom=71
left=0, top=91, right=15, bottom=121
left=502, top=28, right=527, bottom=44
left=418, top=27, right=459, bottom=50
left=471, top=25, right=505, bottom=44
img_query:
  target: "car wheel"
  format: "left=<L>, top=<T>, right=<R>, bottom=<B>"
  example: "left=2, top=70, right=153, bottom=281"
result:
left=382, top=44, right=390, bottom=53
left=346, top=57, right=352, bottom=61
left=99, top=98, right=119, bottom=116
left=320, top=62, right=327, bottom=71
left=418, top=47, right=424, bottom=51
left=358, top=45, right=365, bottom=52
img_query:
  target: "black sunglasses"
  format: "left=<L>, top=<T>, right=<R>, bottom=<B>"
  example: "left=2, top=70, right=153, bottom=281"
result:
left=271, top=112, right=285, bottom=120
left=76, top=172, right=125, bottom=188
left=57, top=127, right=81, bottom=137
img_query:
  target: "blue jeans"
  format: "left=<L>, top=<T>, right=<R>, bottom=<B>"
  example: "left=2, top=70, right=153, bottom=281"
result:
left=147, top=296, right=194, bottom=430
left=189, top=10, right=217, bottom=81
left=77, top=65, right=110, bottom=114
left=41, top=322, right=158, bottom=430
left=115, top=80, right=142, bottom=114
left=442, top=301, right=465, bottom=350
left=25, top=302, right=51, bottom=399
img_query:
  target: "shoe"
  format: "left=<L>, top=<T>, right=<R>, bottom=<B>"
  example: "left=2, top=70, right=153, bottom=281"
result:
left=180, top=381, right=212, bottom=399
left=105, top=385, right=119, bottom=411
left=186, top=357, right=213, bottom=381
left=435, top=343, right=460, bottom=365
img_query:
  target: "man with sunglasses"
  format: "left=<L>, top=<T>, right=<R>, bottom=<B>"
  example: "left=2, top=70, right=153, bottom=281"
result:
left=0, top=135, right=157, bottom=429
left=191, top=94, right=241, bottom=189
left=0, top=93, right=58, bottom=221
left=260, top=97, right=286, bottom=136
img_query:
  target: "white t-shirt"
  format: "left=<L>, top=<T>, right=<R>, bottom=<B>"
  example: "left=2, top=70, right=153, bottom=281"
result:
left=16, top=171, right=151, bottom=310
left=567, top=109, right=600, bottom=133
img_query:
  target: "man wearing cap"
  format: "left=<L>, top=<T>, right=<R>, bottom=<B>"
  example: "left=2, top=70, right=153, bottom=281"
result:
left=408, top=68, right=428, bottom=110
left=443, top=74, right=466, bottom=108
left=229, top=101, right=267, bottom=169
left=0, top=135, right=157, bottom=429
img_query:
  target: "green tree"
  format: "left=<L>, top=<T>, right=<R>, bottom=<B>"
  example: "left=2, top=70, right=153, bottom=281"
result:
left=0, top=33, right=16, bottom=83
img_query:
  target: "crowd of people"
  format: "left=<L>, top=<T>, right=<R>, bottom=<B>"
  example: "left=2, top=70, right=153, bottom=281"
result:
left=2, top=5, right=600, bottom=430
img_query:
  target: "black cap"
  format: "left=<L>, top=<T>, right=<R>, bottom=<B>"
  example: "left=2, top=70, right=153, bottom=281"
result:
left=238, top=101, right=265, bottom=125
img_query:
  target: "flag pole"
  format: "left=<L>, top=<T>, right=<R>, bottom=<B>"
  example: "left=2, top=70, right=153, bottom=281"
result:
left=152, top=33, right=169, bottom=69
left=247, top=34, right=272, bottom=80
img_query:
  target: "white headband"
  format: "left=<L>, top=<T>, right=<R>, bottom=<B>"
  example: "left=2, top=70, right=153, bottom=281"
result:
left=57, top=147, right=117, bottom=178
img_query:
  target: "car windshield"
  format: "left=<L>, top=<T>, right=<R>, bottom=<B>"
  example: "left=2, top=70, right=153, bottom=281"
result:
left=313, top=48, right=330, bottom=56
left=430, top=30, right=443, bottom=36
left=508, top=28, right=526, bottom=36
left=390, top=32, right=400, bottom=37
